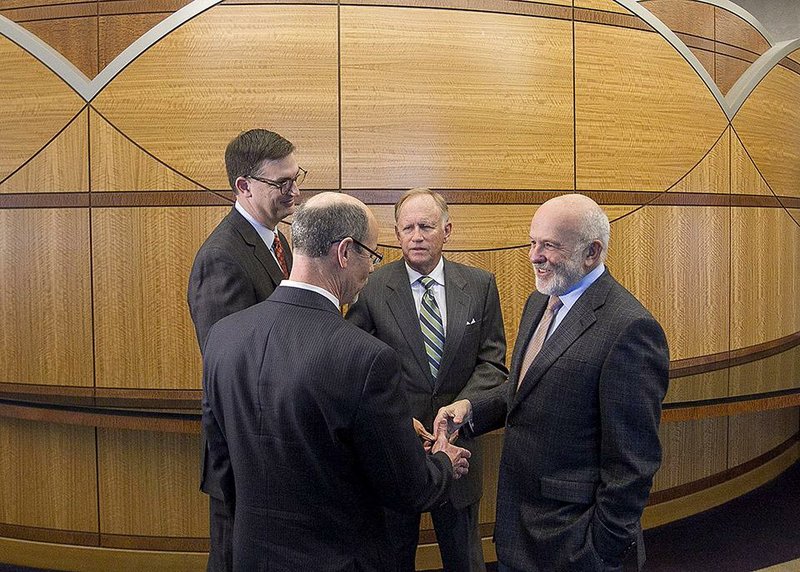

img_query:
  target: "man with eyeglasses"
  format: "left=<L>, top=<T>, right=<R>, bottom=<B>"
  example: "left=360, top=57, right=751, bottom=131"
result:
left=188, top=128, right=305, bottom=571
left=201, top=192, right=472, bottom=571
left=347, top=188, right=508, bottom=572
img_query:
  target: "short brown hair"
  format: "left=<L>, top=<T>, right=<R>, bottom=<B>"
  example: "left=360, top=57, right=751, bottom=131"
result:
left=225, top=129, right=295, bottom=191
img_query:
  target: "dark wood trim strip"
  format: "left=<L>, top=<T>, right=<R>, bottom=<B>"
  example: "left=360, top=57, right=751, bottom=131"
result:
left=671, top=331, right=800, bottom=377
left=339, top=0, right=572, bottom=21
left=674, top=31, right=715, bottom=53
left=574, top=7, right=653, bottom=33
left=662, top=389, right=800, bottom=422
left=780, top=56, right=800, bottom=76
left=94, top=387, right=202, bottom=408
left=648, top=433, right=799, bottom=505
left=2, top=190, right=798, bottom=209
left=97, top=0, right=193, bottom=16
left=90, top=191, right=232, bottom=207
left=714, top=41, right=760, bottom=64
left=0, top=523, right=99, bottom=547
left=0, top=3, right=96, bottom=22
left=0, top=400, right=200, bottom=433
left=100, top=534, right=208, bottom=552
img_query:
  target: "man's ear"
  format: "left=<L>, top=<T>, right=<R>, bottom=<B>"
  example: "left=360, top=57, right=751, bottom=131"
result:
left=234, top=177, right=250, bottom=196
left=585, top=240, right=603, bottom=265
left=442, top=221, right=453, bottom=243
left=336, top=238, right=352, bottom=269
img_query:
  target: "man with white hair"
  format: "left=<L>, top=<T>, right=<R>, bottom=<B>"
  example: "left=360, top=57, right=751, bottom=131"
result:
left=436, top=194, right=669, bottom=571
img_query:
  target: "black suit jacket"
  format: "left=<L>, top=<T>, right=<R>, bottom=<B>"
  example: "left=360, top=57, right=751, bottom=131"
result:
left=346, top=258, right=507, bottom=508
left=202, top=286, right=455, bottom=571
left=469, top=270, right=669, bottom=571
left=188, top=206, right=291, bottom=500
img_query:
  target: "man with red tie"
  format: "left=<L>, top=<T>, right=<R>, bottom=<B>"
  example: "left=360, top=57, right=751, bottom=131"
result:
left=188, top=128, right=304, bottom=571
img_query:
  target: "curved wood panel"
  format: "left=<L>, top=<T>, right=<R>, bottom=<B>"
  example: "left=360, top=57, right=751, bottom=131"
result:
left=0, top=36, right=85, bottom=184
left=98, top=428, right=207, bottom=537
left=639, top=0, right=714, bottom=39
left=728, top=408, right=799, bottom=467
left=733, top=66, right=800, bottom=199
left=731, top=127, right=770, bottom=196
left=0, top=208, right=93, bottom=386
left=729, top=345, right=800, bottom=397
left=90, top=108, right=205, bottom=192
left=715, top=52, right=752, bottom=95
left=652, top=416, right=728, bottom=492
left=714, top=5, right=770, bottom=55
left=15, top=16, right=98, bottom=79
left=575, top=23, right=729, bottom=191
left=0, top=417, right=97, bottom=532
left=670, top=127, right=729, bottom=194
left=92, top=5, right=339, bottom=190
left=340, top=6, right=574, bottom=189
left=0, top=108, right=88, bottom=194
left=575, top=0, right=631, bottom=15
left=92, top=206, right=227, bottom=389
left=607, top=205, right=730, bottom=360
left=99, top=12, right=179, bottom=74
left=664, top=369, right=728, bottom=404
left=731, top=207, right=800, bottom=349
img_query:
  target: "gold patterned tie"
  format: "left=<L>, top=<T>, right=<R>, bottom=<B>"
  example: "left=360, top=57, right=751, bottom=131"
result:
left=419, top=276, right=445, bottom=380
left=517, top=295, right=562, bottom=390
left=272, top=234, right=289, bottom=279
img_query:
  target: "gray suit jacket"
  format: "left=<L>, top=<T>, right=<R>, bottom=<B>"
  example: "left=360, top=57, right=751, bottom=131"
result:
left=347, top=258, right=507, bottom=508
left=188, top=206, right=292, bottom=500
left=469, top=270, right=669, bottom=571
left=202, top=286, right=455, bottom=570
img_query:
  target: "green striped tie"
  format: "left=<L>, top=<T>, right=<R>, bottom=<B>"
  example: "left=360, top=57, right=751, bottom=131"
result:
left=419, top=276, right=445, bottom=380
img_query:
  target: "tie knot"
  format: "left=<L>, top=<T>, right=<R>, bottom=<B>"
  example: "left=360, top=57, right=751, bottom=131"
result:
left=547, top=295, right=562, bottom=312
left=420, top=276, right=436, bottom=290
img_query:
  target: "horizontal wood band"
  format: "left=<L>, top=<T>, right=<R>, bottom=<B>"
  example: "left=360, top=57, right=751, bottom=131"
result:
left=573, top=7, right=654, bottom=33
left=0, top=523, right=99, bottom=547
left=675, top=32, right=715, bottom=53
left=661, top=389, right=800, bottom=422
left=780, top=56, right=800, bottom=76
left=0, top=3, right=96, bottom=23
left=714, top=41, right=760, bottom=63
left=100, top=534, right=208, bottom=552
left=339, top=0, right=572, bottom=21
left=4, top=190, right=800, bottom=209
left=648, top=432, right=799, bottom=505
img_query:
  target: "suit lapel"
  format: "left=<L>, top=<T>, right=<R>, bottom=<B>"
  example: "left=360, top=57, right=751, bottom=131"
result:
left=435, top=260, right=468, bottom=389
left=278, top=229, right=293, bottom=273
left=229, top=207, right=285, bottom=286
left=510, top=272, right=612, bottom=411
left=384, top=262, right=433, bottom=384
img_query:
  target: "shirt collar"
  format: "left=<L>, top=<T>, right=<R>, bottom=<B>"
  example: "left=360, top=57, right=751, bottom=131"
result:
left=235, top=200, right=276, bottom=247
left=558, top=263, right=605, bottom=312
left=279, top=280, right=340, bottom=309
left=405, top=256, right=445, bottom=287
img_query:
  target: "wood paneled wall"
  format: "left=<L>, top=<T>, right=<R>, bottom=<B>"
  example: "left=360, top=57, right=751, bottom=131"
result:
left=1, top=0, right=798, bottom=568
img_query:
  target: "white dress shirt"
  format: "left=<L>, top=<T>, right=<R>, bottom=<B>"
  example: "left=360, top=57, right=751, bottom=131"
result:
left=235, top=200, right=282, bottom=267
left=405, top=257, right=447, bottom=333
left=546, top=263, right=606, bottom=340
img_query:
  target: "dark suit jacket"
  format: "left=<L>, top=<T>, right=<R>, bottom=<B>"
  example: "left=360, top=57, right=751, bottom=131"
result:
left=346, top=258, right=507, bottom=509
left=202, top=286, right=455, bottom=571
left=469, top=270, right=669, bottom=571
left=188, top=206, right=291, bottom=501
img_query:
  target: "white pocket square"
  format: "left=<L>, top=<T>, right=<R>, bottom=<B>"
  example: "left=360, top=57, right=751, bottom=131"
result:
left=466, top=318, right=476, bottom=325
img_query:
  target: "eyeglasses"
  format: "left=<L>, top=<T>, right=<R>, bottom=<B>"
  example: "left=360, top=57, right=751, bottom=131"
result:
left=330, top=237, right=384, bottom=265
left=247, top=167, right=307, bottom=195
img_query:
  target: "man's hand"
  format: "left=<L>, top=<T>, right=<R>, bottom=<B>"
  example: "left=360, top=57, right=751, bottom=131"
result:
left=431, top=417, right=471, bottom=479
left=433, top=399, right=472, bottom=442
left=413, top=417, right=435, bottom=453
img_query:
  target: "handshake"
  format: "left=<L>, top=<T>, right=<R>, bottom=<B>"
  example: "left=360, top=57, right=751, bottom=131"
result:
left=413, top=399, right=474, bottom=480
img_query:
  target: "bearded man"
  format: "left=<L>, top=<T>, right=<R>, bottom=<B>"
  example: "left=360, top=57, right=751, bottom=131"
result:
left=435, top=194, right=669, bottom=572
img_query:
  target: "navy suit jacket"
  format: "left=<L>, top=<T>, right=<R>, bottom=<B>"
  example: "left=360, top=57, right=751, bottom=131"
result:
left=188, top=206, right=291, bottom=500
left=346, top=258, right=507, bottom=508
left=469, top=270, right=669, bottom=571
left=202, top=286, right=455, bottom=571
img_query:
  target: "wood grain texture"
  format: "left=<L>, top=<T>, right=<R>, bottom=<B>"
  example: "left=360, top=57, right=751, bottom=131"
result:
left=664, top=369, right=728, bottom=404
left=714, top=6, right=770, bottom=55
left=340, top=6, right=573, bottom=189
left=0, top=0, right=91, bottom=10
left=651, top=416, right=728, bottom=492
left=670, top=127, right=729, bottom=194
left=0, top=417, right=97, bottom=531
left=574, top=0, right=631, bottom=14
left=97, top=428, right=207, bottom=537
left=688, top=46, right=714, bottom=84
left=607, top=206, right=730, bottom=360
left=730, top=129, right=770, bottom=196
left=639, top=0, right=714, bottom=39
left=715, top=52, right=751, bottom=96
left=575, top=23, right=729, bottom=191
left=0, top=109, right=88, bottom=194
left=90, top=108, right=204, bottom=192
left=98, top=13, right=172, bottom=73
left=733, top=66, right=800, bottom=199
left=99, top=0, right=193, bottom=15
left=729, top=345, right=800, bottom=398
left=0, top=208, right=93, bottom=386
left=730, top=207, right=800, bottom=349
left=92, top=5, right=339, bottom=190
left=92, top=206, right=227, bottom=389
left=0, top=37, right=86, bottom=184
left=16, top=16, right=98, bottom=79
left=728, top=408, right=800, bottom=467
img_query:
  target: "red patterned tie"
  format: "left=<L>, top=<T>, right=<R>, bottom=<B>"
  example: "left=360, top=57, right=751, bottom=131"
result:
left=272, top=234, right=289, bottom=279
left=517, top=295, right=562, bottom=390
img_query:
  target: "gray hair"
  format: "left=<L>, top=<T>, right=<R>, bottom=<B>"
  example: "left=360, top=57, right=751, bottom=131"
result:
left=578, top=206, right=610, bottom=263
left=291, top=200, right=370, bottom=257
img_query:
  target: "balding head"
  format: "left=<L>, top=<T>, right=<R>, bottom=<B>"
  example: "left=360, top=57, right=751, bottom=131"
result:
left=529, top=194, right=609, bottom=295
